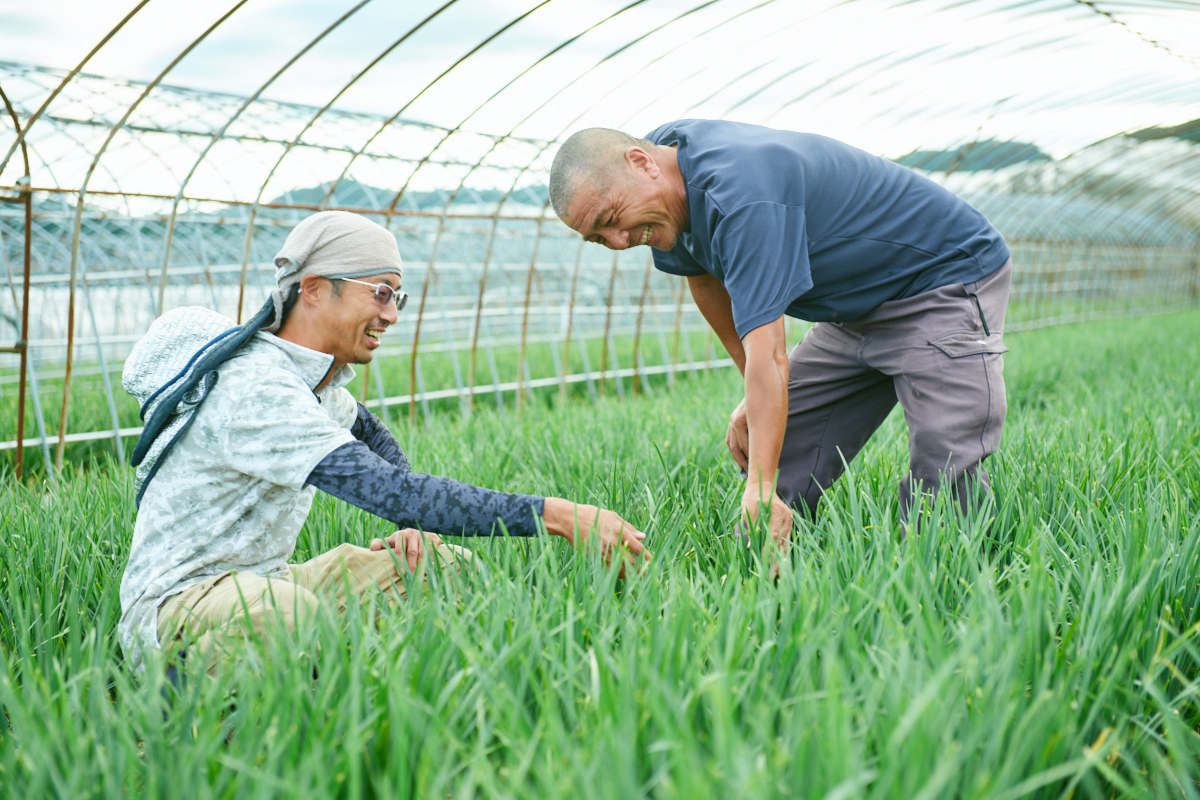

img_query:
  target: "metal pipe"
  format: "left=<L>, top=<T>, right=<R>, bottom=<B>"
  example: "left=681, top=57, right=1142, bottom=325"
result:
left=409, top=221, right=444, bottom=424
left=630, top=254, right=654, bottom=395
left=599, top=253, right=620, bottom=396
left=81, top=274, right=124, bottom=461
left=560, top=238, right=585, bottom=402
left=516, top=216, right=545, bottom=413
left=57, top=0, right=251, bottom=468
left=0, top=0, right=153, bottom=177
left=0, top=83, right=31, bottom=477
left=157, top=0, right=383, bottom=315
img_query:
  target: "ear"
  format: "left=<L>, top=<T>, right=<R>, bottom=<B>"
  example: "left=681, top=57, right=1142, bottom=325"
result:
left=625, top=146, right=661, bottom=179
left=298, top=273, right=325, bottom=304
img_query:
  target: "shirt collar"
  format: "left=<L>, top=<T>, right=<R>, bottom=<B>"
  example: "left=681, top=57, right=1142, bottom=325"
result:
left=253, top=331, right=357, bottom=391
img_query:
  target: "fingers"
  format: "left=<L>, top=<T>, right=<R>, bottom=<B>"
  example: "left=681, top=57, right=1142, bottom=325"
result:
left=734, top=423, right=750, bottom=469
left=409, top=530, right=443, bottom=570
left=620, top=526, right=646, bottom=557
left=601, top=516, right=653, bottom=570
left=395, top=529, right=417, bottom=572
left=727, top=398, right=751, bottom=469
left=725, top=422, right=750, bottom=470
left=769, top=498, right=794, bottom=548
left=372, top=528, right=439, bottom=572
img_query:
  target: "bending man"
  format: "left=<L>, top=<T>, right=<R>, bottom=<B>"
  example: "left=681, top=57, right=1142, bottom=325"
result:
left=549, top=121, right=1011, bottom=542
left=119, top=211, right=647, bottom=670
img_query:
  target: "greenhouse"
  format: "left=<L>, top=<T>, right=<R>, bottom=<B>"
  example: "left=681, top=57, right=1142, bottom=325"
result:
left=3, top=0, right=1198, bottom=473
left=3, top=0, right=1200, bottom=796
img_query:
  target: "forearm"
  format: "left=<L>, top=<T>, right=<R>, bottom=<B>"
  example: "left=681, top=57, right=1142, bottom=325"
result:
left=743, top=359, right=787, bottom=499
left=308, top=441, right=544, bottom=536
left=741, top=318, right=789, bottom=500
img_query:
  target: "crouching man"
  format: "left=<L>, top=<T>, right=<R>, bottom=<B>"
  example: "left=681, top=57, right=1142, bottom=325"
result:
left=119, top=211, right=647, bottom=672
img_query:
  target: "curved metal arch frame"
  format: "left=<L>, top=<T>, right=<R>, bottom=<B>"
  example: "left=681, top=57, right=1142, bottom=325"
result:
left=0, top=0, right=1198, bottom=467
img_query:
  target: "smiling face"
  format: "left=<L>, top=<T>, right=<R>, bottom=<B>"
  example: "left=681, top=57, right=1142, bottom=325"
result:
left=560, top=146, right=688, bottom=252
left=283, top=272, right=401, bottom=375
left=323, top=273, right=400, bottom=368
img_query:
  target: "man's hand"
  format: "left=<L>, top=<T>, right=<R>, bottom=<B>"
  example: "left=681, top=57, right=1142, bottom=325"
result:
left=741, top=486, right=794, bottom=549
left=370, top=527, right=444, bottom=572
left=542, top=498, right=651, bottom=577
left=726, top=397, right=749, bottom=470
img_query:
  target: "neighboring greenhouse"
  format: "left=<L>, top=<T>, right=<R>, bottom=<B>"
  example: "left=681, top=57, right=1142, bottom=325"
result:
left=2, top=0, right=1199, bottom=475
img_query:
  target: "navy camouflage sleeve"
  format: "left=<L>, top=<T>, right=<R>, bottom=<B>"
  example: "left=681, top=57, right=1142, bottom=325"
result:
left=306, top=440, right=545, bottom=537
left=350, top=402, right=408, bottom=470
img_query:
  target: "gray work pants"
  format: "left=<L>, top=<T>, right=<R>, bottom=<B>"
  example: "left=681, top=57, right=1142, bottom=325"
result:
left=776, top=259, right=1012, bottom=520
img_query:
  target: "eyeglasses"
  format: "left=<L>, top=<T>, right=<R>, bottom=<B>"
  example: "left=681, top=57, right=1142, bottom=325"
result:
left=341, top=277, right=408, bottom=311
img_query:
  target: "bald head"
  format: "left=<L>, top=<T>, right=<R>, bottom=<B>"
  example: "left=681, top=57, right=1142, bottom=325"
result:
left=549, top=128, right=655, bottom=219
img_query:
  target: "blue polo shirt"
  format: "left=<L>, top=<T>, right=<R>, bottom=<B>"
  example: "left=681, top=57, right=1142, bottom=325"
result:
left=646, top=120, right=1010, bottom=337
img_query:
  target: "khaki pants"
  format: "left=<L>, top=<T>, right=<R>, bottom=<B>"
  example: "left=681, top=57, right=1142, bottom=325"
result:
left=157, top=541, right=471, bottom=672
left=778, top=259, right=1012, bottom=519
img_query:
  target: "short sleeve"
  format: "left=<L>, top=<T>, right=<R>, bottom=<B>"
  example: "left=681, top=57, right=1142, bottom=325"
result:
left=713, top=202, right=814, bottom=338
left=218, top=370, right=356, bottom=491
left=316, top=386, right=358, bottom=429
left=652, top=245, right=708, bottom=277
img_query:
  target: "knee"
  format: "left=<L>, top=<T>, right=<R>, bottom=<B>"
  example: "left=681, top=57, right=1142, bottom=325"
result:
left=327, top=542, right=365, bottom=561
left=254, top=581, right=320, bottom=631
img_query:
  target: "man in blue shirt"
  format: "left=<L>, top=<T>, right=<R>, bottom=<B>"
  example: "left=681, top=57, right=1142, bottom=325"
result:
left=549, top=120, right=1012, bottom=543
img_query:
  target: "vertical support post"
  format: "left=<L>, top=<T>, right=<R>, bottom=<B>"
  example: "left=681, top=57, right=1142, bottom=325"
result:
left=670, top=277, right=686, bottom=387
left=81, top=275, right=125, bottom=461
left=27, top=326, right=55, bottom=483
left=2, top=85, right=32, bottom=478
left=484, top=323, right=505, bottom=414
left=372, top=356, right=390, bottom=426
left=15, top=176, right=30, bottom=477
left=516, top=218, right=543, bottom=413
left=359, top=361, right=371, bottom=403
left=630, top=254, right=653, bottom=395
left=599, top=253, right=619, bottom=396
left=410, top=222, right=444, bottom=424
left=538, top=270, right=561, bottom=401
left=235, top=207, right=259, bottom=324
left=560, top=238, right=584, bottom=402
left=467, top=216, right=502, bottom=414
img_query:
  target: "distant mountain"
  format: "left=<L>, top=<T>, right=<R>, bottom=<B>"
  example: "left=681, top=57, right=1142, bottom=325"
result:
left=894, top=140, right=1052, bottom=172
left=1128, top=118, right=1200, bottom=145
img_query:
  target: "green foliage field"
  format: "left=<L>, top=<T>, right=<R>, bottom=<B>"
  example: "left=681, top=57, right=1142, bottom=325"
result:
left=2, top=309, right=1200, bottom=798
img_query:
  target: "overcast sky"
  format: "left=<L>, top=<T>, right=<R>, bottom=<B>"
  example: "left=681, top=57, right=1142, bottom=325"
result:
left=2, top=0, right=1198, bottom=157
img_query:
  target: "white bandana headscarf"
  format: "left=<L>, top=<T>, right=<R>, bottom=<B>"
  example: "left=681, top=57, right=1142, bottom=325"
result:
left=264, top=211, right=404, bottom=332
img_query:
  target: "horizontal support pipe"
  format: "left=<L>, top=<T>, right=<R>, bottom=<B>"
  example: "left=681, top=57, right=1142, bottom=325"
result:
left=0, top=184, right=558, bottom=221
left=0, top=425, right=145, bottom=452
left=363, top=358, right=735, bottom=411
left=0, top=357, right=736, bottom=451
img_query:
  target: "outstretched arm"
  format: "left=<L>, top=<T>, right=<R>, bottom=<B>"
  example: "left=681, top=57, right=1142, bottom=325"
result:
left=308, top=441, right=543, bottom=536
left=307, top=441, right=649, bottom=571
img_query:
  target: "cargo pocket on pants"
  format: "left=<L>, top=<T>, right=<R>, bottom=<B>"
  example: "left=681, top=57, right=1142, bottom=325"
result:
left=929, top=330, right=1008, bottom=358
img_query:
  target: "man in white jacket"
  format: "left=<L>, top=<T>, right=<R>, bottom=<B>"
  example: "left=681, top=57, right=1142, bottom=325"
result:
left=120, top=211, right=647, bottom=672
